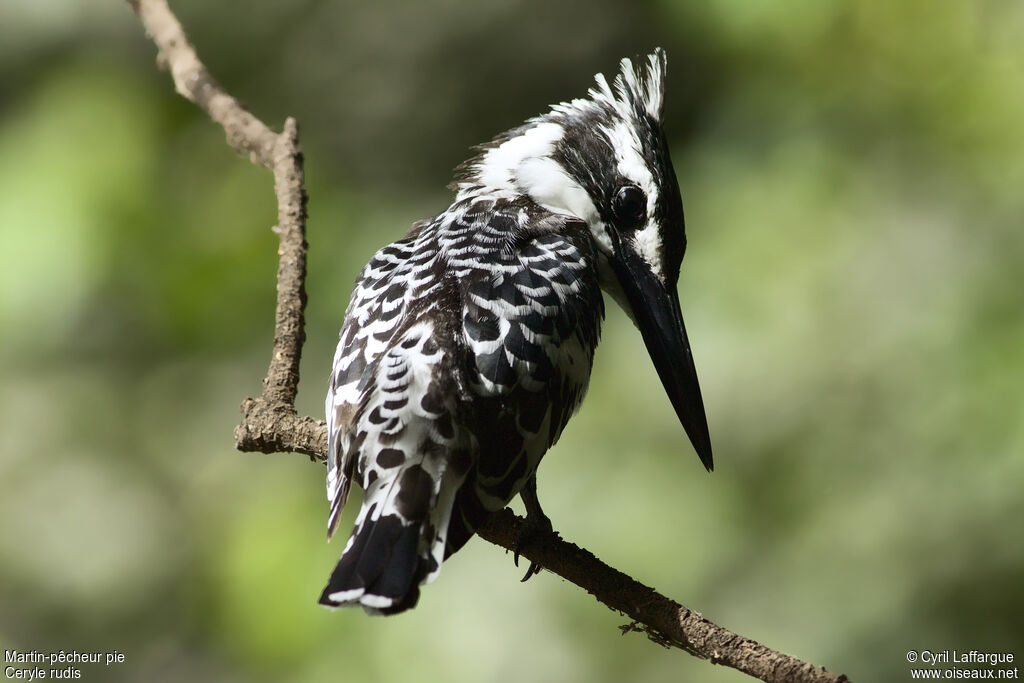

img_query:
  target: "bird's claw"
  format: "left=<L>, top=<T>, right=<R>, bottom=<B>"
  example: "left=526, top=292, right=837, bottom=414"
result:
left=513, top=511, right=552, bottom=582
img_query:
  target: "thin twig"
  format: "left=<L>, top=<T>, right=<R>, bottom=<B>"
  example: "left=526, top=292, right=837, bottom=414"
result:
left=126, top=0, right=321, bottom=457
left=127, top=2, right=850, bottom=680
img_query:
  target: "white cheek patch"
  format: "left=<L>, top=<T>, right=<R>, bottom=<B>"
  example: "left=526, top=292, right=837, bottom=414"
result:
left=480, top=121, right=615, bottom=259
left=478, top=122, right=566, bottom=190
left=517, top=157, right=600, bottom=225
left=518, top=156, right=613, bottom=257
left=631, top=223, right=664, bottom=280
left=476, top=119, right=637, bottom=264
left=589, top=221, right=614, bottom=257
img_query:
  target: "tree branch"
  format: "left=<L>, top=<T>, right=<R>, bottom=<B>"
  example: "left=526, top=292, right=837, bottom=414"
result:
left=128, top=2, right=850, bottom=681
left=126, top=0, right=322, bottom=458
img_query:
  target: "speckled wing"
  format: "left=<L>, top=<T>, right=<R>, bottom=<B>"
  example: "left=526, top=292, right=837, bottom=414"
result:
left=321, top=197, right=603, bottom=612
left=324, top=238, right=423, bottom=538
left=322, top=234, right=475, bottom=613
left=439, top=198, right=605, bottom=556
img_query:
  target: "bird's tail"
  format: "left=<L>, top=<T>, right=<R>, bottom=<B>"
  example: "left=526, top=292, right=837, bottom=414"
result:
left=319, top=464, right=462, bottom=615
left=317, top=504, right=430, bottom=614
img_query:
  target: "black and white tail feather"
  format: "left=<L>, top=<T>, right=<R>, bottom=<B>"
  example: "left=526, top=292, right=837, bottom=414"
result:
left=320, top=48, right=714, bottom=615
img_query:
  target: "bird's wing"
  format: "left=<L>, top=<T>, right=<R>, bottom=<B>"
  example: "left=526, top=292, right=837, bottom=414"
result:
left=441, top=199, right=605, bottom=553
left=324, top=229, right=480, bottom=609
left=325, top=237, right=425, bottom=537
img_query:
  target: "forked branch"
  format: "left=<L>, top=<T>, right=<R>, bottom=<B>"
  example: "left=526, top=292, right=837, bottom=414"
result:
left=127, top=2, right=849, bottom=681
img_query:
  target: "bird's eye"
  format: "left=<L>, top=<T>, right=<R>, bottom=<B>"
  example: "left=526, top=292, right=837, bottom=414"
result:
left=612, top=185, right=647, bottom=230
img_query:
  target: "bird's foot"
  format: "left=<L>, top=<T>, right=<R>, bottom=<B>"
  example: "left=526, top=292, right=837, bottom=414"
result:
left=513, top=509, right=553, bottom=582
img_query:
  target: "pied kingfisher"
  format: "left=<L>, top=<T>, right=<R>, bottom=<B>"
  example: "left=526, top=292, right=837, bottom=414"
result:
left=321, top=49, right=713, bottom=615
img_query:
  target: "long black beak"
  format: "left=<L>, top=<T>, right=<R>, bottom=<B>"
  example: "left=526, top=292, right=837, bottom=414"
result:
left=610, top=246, right=714, bottom=471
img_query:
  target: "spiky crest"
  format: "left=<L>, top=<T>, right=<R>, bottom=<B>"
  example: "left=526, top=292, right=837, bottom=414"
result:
left=452, top=49, right=668, bottom=192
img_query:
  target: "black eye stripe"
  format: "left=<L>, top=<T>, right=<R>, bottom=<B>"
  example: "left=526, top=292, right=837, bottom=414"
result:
left=612, top=185, right=646, bottom=230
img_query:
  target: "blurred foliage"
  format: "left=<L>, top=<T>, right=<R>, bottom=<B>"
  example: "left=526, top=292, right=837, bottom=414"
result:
left=1, top=1, right=1022, bottom=681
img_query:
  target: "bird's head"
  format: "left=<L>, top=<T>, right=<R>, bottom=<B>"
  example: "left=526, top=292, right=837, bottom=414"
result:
left=454, top=48, right=713, bottom=471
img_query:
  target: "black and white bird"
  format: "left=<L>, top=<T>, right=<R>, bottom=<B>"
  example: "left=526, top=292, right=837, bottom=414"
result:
left=320, top=48, right=712, bottom=615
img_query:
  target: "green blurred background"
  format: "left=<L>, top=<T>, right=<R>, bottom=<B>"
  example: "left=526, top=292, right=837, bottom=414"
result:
left=1, top=1, right=1021, bottom=681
